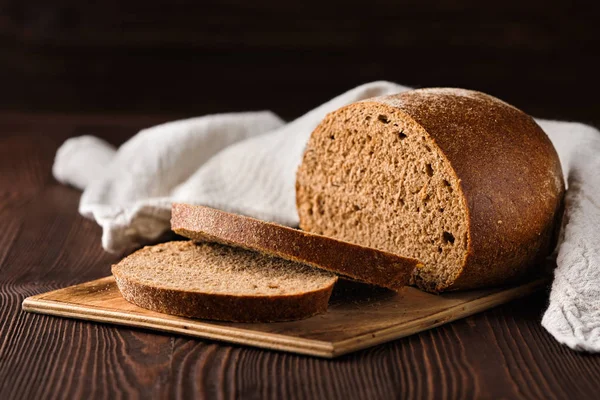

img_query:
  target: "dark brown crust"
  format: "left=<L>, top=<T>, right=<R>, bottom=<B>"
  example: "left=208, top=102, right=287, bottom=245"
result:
left=375, top=89, right=564, bottom=290
left=113, top=267, right=334, bottom=322
left=298, top=88, right=565, bottom=291
left=171, top=204, right=419, bottom=291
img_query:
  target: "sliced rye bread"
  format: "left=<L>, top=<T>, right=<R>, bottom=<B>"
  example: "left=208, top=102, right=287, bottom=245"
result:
left=112, top=241, right=337, bottom=322
left=171, top=203, right=420, bottom=291
left=296, top=88, right=565, bottom=292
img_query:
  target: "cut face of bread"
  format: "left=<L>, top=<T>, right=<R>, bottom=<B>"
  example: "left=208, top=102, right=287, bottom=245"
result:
left=171, top=203, right=420, bottom=291
left=297, top=88, right=564, bottom=292
left=112, top=241, right=337, bottom=322
left=297, top=104, right=468, bottom=291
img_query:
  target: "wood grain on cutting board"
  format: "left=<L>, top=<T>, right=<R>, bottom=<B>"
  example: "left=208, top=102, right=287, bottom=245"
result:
left=23, top=276, right=548, bottom=358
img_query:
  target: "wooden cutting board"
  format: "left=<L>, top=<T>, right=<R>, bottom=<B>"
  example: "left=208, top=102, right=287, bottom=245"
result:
left=22, top=276, right=547, bottom=358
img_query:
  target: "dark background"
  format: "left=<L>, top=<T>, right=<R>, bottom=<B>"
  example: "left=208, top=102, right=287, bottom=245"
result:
left=1, top=0, right=599, bottom=125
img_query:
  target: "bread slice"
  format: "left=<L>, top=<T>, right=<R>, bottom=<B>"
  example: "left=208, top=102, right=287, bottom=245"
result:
left=112, top=241, right=337, bottom=322
left=296, top=88, right=564, bottom=292
left=171, top=203, right=420, bottom=291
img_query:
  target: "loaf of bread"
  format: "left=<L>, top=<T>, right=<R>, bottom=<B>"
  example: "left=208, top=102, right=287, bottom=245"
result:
left=296, top=88, right=564, bottom=292
left=112, top=241, right=337, bottom=322
left=171, top=203, right=419, bottom=291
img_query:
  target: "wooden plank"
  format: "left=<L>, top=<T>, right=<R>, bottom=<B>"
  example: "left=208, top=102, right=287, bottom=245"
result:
left=22, top=276, right=549, bottom=358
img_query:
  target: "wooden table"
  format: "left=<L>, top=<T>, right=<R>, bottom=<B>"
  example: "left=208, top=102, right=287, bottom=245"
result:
left=1, top=111, right=599, bottom=399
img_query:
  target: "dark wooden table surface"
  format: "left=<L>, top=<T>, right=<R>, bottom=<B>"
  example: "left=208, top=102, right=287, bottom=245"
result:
left=1, top=111, right=600, bottom=399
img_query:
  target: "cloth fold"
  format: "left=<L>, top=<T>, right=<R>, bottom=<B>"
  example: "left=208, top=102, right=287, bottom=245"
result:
left=52, top=81, right=600, bottom=352
left=539, top=121, right=600, bottom=351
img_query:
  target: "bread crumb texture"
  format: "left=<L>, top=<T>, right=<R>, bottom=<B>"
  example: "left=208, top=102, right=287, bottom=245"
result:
left=114, top=241, right=336, bottom=296
left=297, top=88, right=564, bottom=291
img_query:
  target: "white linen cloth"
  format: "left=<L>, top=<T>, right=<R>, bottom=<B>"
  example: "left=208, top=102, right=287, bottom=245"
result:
left=52, top=81, right=600, bottom=352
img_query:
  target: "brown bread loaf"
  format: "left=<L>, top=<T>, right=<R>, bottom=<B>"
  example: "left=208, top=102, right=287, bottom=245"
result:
left=171, top=203, right=420, bottom=291
left=296, top=88, right=565, bottom=292
left=112, top=241, right=337, bottom=322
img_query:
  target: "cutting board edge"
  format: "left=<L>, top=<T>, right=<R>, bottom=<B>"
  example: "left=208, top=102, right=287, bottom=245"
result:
left=22, top=294, right=337, bottom=358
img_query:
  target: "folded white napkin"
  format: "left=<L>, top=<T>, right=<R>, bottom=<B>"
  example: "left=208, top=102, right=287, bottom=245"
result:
left=52, top=81, right=600, bottom=352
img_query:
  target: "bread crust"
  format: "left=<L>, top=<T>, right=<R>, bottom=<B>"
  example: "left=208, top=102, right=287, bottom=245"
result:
left=298, top=88, right=565, bottom=291
left=171, top=204, right=419, bottom=291
left=112, top=242, right=336, bottom=322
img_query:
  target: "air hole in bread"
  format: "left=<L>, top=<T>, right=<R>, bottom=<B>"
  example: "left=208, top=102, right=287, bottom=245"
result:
left=378, top=115, right=390, bottom=124
left=329, top=134, right=335, bottom=140
left=443, top=179, right=453, bottom=192
left=398, top=131, right=407, bottom=140
left=425, top=163, right=434, bottom=177
left=315, top=195, right=325, bottom=216
left=443, top=231, right=455, bottom=244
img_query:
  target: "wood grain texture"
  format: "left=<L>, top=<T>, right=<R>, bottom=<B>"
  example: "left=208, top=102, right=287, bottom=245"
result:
left=22, top=276, right=549, bottom=358
left=1, top=114, right=600, bottom=398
